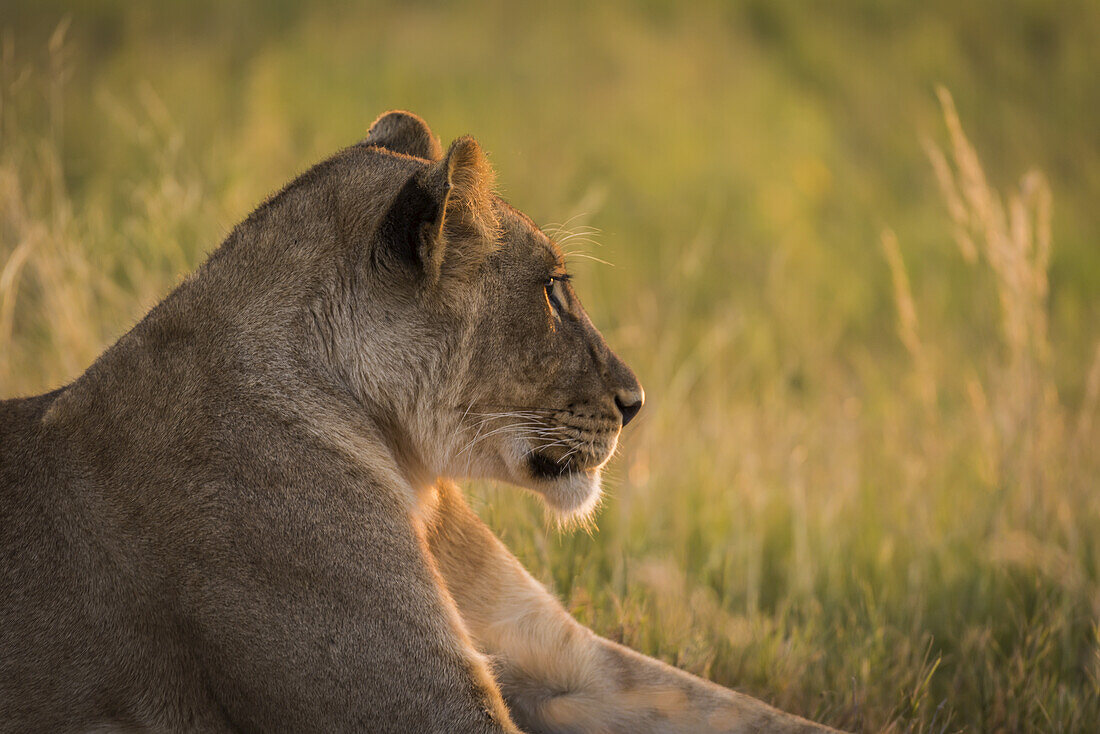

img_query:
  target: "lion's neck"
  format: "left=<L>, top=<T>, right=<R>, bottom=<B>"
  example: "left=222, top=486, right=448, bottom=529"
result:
left=292, top=398, right=440, bottom=513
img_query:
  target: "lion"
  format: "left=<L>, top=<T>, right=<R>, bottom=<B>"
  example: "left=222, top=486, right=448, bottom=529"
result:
left=0, top=110, right=838, bottom=733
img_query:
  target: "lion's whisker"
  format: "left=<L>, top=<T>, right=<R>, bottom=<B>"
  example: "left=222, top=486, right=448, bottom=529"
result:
left=563, top=252, right=614, bottom=267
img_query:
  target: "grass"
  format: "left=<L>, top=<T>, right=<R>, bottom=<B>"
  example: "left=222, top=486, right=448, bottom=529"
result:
left=3, top=2, right=1100, bottom=731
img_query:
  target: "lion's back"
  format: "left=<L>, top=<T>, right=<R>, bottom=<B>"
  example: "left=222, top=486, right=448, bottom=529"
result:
left=0, top=389, right=67, bottom=555
left=0, top=389, right=134, bottom=727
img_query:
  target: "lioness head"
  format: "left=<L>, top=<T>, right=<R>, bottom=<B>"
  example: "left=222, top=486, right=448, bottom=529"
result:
left=268, top=111, right=641, bottom=520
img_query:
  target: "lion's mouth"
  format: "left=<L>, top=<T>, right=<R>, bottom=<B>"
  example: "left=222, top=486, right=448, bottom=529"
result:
left=524, top=426, right=618, bottom=481
left=457, top=406, right=618, bottom=486
left=527, top=449, right=581, bottom=480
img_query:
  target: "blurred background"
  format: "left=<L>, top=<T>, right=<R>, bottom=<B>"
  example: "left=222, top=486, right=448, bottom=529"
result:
left=2, top=1, right=1099, bottom=730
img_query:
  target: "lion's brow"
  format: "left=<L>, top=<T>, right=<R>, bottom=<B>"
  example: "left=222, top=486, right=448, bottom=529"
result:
left=498, top=199, right=539, bottom=230
left=495, top=199, right=565, bottom=267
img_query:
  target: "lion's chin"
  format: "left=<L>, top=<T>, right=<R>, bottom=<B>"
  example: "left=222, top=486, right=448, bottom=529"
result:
left=534, top=467, right=603, bottom=524
left=496, top=438, right=611, bottom=524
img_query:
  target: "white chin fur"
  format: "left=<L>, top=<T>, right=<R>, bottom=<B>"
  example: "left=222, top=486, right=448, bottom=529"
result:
left=495, top=436, right=606, bottom=524
left=537, top=468, right=603, bottom=523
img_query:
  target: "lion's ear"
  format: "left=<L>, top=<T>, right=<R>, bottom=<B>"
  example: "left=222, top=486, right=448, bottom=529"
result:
left=364, top=110, right=442, bottom=160
left=412, top=136, right=500, bottom=288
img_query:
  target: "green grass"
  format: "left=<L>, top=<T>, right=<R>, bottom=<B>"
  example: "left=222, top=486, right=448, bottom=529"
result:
left=3, top=2, right=1100, bottom=730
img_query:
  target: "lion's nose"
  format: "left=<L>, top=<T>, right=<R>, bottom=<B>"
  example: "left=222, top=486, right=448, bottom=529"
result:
left=614, top=388, right=644, bottom=427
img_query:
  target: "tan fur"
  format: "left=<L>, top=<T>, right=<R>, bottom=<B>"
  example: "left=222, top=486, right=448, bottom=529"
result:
left=423, top=482, right=842, bottom=733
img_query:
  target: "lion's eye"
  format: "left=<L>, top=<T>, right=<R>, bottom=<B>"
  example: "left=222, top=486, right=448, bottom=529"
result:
left=545, top=275, right=568, bottom=316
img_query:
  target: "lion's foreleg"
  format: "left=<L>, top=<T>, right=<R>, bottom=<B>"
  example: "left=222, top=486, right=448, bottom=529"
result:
left=423, top=482, right=840, bottom=734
